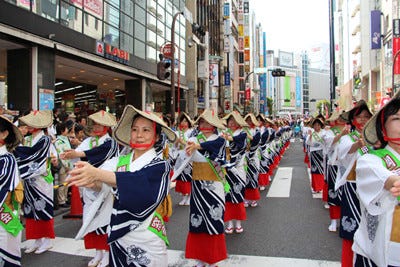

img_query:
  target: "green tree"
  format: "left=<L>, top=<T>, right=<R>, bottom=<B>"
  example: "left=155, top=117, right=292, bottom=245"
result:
left=316, top=99, right=330, bottom=116
left=266, top=97, right=273, bottom=116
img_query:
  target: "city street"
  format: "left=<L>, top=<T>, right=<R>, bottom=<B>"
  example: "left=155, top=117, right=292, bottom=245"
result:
left=21, top=138, right=342, bottom=267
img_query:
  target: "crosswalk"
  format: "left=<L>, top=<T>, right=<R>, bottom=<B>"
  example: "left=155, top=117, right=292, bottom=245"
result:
left=22, top=237, right=340, bottom=267
left=266, top=167, right=292, bottom=198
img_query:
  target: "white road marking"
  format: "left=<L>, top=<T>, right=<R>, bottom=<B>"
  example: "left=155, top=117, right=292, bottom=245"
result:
left=22, top=237, right=340, bottom=267
left=267, top=167, right=292, bottom=198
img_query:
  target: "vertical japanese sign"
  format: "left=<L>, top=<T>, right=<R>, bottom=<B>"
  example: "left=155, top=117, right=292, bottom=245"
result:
left=370, top=10, right=381, bottom=49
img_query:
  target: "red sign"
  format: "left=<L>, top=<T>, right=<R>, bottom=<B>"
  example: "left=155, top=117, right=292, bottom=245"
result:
left=161, top=43, right=174, bottom=58
left=105, top=44, right=129, bottom=61
left=245, top=87, right=251, bottom=100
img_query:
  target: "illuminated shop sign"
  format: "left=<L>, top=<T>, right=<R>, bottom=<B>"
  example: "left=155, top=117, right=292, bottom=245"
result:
left=96, top=41, right=130, bottom=65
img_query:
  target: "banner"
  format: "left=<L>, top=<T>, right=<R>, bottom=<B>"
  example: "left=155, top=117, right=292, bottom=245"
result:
left=370, top=10, right=381, bottom=49
left=296, top=76, right=301, bottom=107
left=283, top=77, right=291, bottom=107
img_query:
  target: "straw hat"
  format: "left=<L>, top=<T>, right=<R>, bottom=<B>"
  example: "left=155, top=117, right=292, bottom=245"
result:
left=113, top=105, right=176, bottom=147
left=311, top=117, right=325, bottom=128
left=340, top=100, right=371, bottom=122
left=363, top=90, right=400, bottom=146
left=244, top=113, right=260, bottom=127
left=195, top=109, right=226, bottom=129
left=222, top=111, right=248, bottom=127
left=256, top=113, right=266, bottom=122
left=178, top=112, right=194, bottom=127
left=0, top=115, right=23, bottom=150
left=19, top=110, right=53, bottom=129
left=326, top=109, right=346, bottom=122
left=88, top=110, right=117, bottom=127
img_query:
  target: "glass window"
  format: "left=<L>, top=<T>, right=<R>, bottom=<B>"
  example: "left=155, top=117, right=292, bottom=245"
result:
left=121, top=13, right=133, bottom=34
left=134, top=22, right=145, bottom=40
left=106, top=0, right=119, bottom=9
left=104, top=2, right=119, bottom=28
left=121, top=33, right=133, bottom=54
left=104, top=23, right=119, bottom=46
left=180, top=62, right=185, bottom=75
left=147, top=29, right=157, bottom=48
left=165, top=0, right=172, bottom=14
left=84, top=12, right=102, bottom=39
left=165, top=12, right=172, bottom=27
left=60, top=1, right=83, bottom=33
left=35, top=0, right=58, bottom=21
left=147, top=45, right=156, bottom=62
left=157, top=35, right=165, bottom=50
left=135, top=5, right=146, bottom=24
left=121, top=0, right=133, bottom=16
left=134, top=39, right=146, bottom=59
left=165, top=26, right=171, bottom=41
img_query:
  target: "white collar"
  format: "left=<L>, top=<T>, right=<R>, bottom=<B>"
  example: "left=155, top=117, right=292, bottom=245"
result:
left=131, top=148, right=157, bottom=172
left=0, top=145, right=7, bottom=155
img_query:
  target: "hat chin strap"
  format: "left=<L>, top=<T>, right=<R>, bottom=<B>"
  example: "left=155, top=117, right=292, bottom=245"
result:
left=130, top=122, right=157, bottom=149
left=381, top=110, right=400, bottom=145
left=229, top=125, right=241, bottom=131
left=352, top=119, right=364, bottom=131
left=93, top=126, right=109, bottom=137
left=199, top=127, right=214, bottom=133
left=0, top=139, right=5, bottom=146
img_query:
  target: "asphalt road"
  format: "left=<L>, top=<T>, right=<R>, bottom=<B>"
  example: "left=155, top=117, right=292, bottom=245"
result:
left=21, top=138, right=342, bottom=266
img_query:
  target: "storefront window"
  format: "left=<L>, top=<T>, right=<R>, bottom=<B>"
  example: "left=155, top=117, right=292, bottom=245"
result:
left=121, top=13, right=133, bottom=35
left=134, top=39, right=145, bottom=59
left=84, top=12, right=102, bottom=39
left=104, top=2, right=119, bottom=28
left=104, top=23, right=119, bottom=47
left=121, top=0, right=133, bottom=15
left=134, top=21, right=145, bottom=40
left=120, top=33, right=133, bottom=54
left=134, top=4, right=146, bottom=25
left=147, top=44, right=157, bottom=62
left=35, top=0, right=59, bottom=21
left=60, top=1, right=82, bottom=33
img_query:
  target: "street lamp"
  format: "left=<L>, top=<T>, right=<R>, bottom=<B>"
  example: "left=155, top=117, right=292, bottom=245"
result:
left=170, top=11, right=183, bottom=125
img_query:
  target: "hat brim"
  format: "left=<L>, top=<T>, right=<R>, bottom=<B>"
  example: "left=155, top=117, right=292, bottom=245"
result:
left=195, top=110, right=226, bottom=129
left=340, top=100, right=371, bottom=122
left=0, top=115, right=23, bottom=150
left=363, top=90, right=400, bottom=146
left=113, top=105, right=176, bottom=147
left=19, top=110, right=53, bottom=129
left=222, top=112, right=248, bottom=127
left=244, top=113, right=260, bottom=127
left=88, top=111, right=117, bottom=127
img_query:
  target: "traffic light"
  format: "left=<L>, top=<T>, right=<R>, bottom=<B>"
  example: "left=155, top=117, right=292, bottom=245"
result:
left=157, top=54, right=171, bottom=80
left=271, top=69, right=286, bottom=77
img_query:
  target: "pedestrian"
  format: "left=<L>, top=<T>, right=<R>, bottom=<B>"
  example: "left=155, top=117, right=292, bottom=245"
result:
left=0, top=115, right=24, bottom=266
left=244, top=113, right=261, bottom=207
left=14, top=110, right=55, bottom=254
left=323, top=110, right=348, bottom=232
left=54, top=122, right=73, bottom=208
left=61, top=110, right=119, bottom=267
left=174, top=112, right=195, bottom=206
left=67, top=105, right=175, bottom=267
left=335, top=100, right=372, bottom=267
left=257, top=114, right=271, bottom=191
left=184, top=109, right=228, bottom=267
left=306, top=117, right=326, bottom=194
left=352, top=90, right=400, bottom=267
left=221, top=111, right=248, bottom=234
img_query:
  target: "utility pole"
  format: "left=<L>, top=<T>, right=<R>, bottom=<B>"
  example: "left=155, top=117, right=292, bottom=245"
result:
left=203, top=31, right=209, bottom=110
left=170, top=11, right=183, bottom=125
left=329, top=0, right=336, bottom=111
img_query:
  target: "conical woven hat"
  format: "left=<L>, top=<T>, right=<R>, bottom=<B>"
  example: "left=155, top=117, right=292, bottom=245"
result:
left=19, top=110, right=53, bottom=129
left=88, top=110, right=117, bottom=127
left=113, top=105, right=176, bottom=147
left=195, top=109, right=226, bottom=129
left=340, top=100, right=371, bottom=122
left=0, top=115, right=23, bottom=150
left=244, top=113, right=260, bottom=127
left=178, top=112, right=194, bottom=127
left=363, top=90, right=400, bottom=146
left=222, top=111, right=248, bottom=127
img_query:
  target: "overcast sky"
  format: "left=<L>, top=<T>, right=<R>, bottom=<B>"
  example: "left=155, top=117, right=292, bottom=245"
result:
left=250, top=0, right=330, bottom=52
